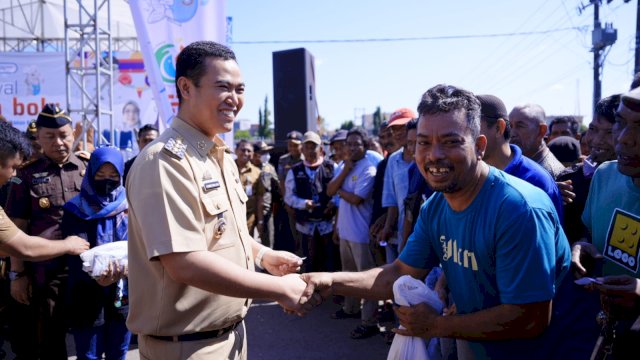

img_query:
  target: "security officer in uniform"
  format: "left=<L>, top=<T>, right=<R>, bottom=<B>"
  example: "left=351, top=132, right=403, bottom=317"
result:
left=276, top=131, right=304, bottom=252
left=126, top=41, right=306, bottom=360
left=253, top=141, right=279, bottom=249
left=234, top=140, right=261, bottom=238
left=5, top=104, right=89, bottom=359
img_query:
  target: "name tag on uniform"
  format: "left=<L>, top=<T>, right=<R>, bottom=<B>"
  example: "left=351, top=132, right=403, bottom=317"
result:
left=202, top=180, right=221, bottom=192
left=32, top=177, right=51, bottom=185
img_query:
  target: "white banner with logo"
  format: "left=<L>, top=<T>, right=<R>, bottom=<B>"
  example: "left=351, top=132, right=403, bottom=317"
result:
left=128, top=0, right=231, bottom=144
left=0, top=52, right=161, bottom=138
left=0, top=53, right=67, bottom=130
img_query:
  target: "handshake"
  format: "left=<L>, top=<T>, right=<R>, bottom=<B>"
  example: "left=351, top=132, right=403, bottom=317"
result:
left=257, top=248, right=334, bottom=316
left=275, top=272, right=334, bottom=316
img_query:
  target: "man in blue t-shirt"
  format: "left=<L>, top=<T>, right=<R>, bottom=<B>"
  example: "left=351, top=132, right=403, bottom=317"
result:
left=300, top=84, right=570, bottom=360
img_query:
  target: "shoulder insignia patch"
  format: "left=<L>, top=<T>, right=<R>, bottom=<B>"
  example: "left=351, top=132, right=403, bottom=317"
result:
left=163, top=137, right=187, bottom=160
left=75, top=150, right=91, bottom=161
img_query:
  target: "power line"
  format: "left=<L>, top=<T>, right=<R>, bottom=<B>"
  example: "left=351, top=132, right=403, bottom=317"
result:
left=462, top=0, right=556, bottom=87
left=230, top=26, right=588, bottom=45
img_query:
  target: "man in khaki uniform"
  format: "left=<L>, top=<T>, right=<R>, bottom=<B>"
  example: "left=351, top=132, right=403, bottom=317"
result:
left=0, top=122, right=88, bottom=260
left=126, top=41, right=306, bottom=360
left=235, top=139, right=261, bottom=237
left=253, top=141, right=279, bottom=249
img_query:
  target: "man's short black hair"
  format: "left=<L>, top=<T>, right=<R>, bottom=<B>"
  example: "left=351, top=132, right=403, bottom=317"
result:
left=0, top=122, right=32, bottom=166
left=417, top=84, right=481, bottom=139
left=346, top=127, right=369, bottom=146
left=406, top=118, right=418, bottom=131
left=236, top=139, right=251, bottom=150
left=137, top=124, right=159, bottom=139
left=175, top=41, right=237, bottom=104
left=549, top=116, right=580, bottom=137
left=594, top=94, right=621, bottom=124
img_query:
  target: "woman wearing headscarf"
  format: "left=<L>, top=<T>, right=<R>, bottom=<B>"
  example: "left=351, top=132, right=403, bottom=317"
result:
left=61, top=146, right=130, bottom=360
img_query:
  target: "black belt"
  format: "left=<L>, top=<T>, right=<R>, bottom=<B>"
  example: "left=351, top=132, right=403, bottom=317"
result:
left=148, top=321, right=241, bottom=342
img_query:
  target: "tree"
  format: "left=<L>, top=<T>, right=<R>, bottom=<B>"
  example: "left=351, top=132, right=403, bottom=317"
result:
left=234, top=130, right=251, bottom=140
left=340, top=120, right=354, bottom=130
left=258, top=96, right=273, bottom=140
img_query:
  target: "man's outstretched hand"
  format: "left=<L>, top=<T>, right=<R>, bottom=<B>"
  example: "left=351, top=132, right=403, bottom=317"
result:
left=263, top=250, right=303, bottom=276
left=299, top=272, right=334, bottom=312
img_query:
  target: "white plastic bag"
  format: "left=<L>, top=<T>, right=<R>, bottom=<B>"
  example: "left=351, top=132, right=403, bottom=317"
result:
left=79, top=241, right=128, bottom=278
left=387, top=275, right=444, bottom=360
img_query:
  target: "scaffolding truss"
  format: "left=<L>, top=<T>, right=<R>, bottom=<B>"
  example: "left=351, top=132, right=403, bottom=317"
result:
left=64, top=0, right=114, bottom=149
left=1, top=0, right=138, bottom=150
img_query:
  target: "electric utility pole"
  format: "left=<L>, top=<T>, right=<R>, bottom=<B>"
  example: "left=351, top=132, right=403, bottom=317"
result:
left=635, top=0, right=640, bottom=75
left=579, top=1, right=618, bottom=111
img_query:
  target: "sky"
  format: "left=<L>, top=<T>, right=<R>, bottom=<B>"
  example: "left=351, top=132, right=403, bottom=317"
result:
left=226, top=0, right=638, bottom=130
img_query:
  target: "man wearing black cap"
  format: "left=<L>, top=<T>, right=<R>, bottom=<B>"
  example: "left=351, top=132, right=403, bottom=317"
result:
left=476, top=94, right=563, bottom=218
left=5, top=103, right=88, bottom=359
left=253, top=141, right=279, bottom=249
left=547, top=136, right=582, bottom=167
left=329, top=130, right=348, bottom=164
left=277, top=131, right=304, bottom=251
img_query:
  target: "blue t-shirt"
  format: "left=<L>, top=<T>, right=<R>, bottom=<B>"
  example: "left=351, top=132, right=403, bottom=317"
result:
left=336, top=158, right=377, bottom=244
left=583, top=161, right=640, bottom=277
left=407, top=162, right=433, bottom=200
left=382, top=149, right=413, bottom=244
left=504, top=144, right=564, bottom=221
left=400, top=167, right=570, bottom=359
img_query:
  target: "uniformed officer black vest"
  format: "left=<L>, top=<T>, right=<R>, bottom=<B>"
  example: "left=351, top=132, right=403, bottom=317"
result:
left=291, top=160, right=335, bottom=223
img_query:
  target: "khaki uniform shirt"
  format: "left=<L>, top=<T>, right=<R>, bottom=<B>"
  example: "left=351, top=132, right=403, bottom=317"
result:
left=0, top=206, right=19, bottom=245
left=236, top=161, right=260, bottom=223
left=5, top=153, right=86, bottom=237
left=255, top=163, right=279, bottom=215
left=277, top=153, right=303, bottom=184
left=126, top=117, right=254, bottom=336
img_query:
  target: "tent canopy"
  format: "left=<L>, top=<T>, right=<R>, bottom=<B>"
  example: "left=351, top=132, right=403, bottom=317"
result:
left=0, top=0, right=136, bottom=39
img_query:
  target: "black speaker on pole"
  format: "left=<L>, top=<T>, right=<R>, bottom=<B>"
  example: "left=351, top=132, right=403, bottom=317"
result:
left=272, top=48, right=317, bottom=150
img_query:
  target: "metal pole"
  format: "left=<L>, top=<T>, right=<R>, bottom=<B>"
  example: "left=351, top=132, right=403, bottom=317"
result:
left=635, top=0, right=640, bottom=76
left=593, top=0, right=602, bottom=112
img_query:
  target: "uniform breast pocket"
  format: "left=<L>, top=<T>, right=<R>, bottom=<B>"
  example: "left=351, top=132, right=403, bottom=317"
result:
left=30, top=182, right=58, bottom=207
left=235, top=185, right=248, bottom=205
left=201, top=194, right=235, bottom=251
left=74, top=177, right=83, bottom=192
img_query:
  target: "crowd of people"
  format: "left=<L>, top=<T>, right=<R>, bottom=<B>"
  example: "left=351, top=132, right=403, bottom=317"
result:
left=0, top=39, right=637, bottom=360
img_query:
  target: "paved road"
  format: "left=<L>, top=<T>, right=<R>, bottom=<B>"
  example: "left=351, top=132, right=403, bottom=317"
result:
left=2, top=299, right=392, bottom=359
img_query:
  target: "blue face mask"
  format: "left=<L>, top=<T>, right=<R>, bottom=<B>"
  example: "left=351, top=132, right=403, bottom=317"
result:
left=93, top=179, right=119, bottom=196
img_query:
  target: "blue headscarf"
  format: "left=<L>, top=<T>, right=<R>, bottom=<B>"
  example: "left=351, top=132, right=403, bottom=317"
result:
left=64, top=147, right=128, bottom=245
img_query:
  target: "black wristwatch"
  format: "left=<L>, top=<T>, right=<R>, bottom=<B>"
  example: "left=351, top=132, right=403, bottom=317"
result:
left=8, top=270, right=25, bottom=281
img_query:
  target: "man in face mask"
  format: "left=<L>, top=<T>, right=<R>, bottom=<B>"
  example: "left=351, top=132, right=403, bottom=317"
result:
left=253, top=141, right=280, bottom=249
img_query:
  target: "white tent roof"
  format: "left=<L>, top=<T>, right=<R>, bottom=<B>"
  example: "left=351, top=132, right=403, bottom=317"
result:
left=0, top=0, right=136, bottom=39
